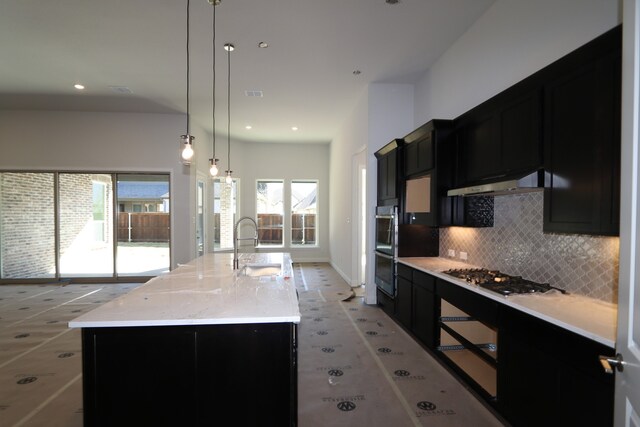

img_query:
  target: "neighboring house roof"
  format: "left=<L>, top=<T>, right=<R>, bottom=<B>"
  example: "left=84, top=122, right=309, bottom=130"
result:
left=117, top=182, right=169, bottom=200
left=293, top=188, right=317, bottom=212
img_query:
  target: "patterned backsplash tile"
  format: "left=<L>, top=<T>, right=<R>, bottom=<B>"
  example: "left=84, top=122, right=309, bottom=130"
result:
left=439, top=191, right=619, bottom=303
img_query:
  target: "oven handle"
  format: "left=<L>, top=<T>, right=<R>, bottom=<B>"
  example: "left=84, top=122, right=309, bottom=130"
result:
left=375, top=215, right=395, bottom=219
left=375, top=251, right=394, bottom=260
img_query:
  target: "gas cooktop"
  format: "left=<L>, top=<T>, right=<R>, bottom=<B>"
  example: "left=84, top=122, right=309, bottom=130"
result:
left=442, top=268, right=566, bottom=296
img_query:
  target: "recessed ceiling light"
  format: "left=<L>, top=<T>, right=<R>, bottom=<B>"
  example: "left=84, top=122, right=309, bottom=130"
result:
left=258, top=41, right=269, bottom=48
left=291, top=126, right=299, bottom=131
left=386, top=0, right=400, bottom=4
left=353, top=70, right=361, bottom=75
left=245, top=125, right=252, bottom=130
left=74, top=84, right=85, bottom=90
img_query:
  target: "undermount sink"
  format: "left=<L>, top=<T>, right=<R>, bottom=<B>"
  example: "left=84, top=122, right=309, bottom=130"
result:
left=238, top=263, right=282, bottom=277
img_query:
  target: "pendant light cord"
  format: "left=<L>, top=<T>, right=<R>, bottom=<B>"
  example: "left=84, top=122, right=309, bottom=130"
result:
left=186, top=0, right=191, bottom=136
left=227, top=43, right=231, bottom=171
left=211, top=2, right=216, bottom=159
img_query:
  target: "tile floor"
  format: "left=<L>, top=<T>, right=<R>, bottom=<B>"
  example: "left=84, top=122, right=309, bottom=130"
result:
left=0, top=263, right=506, bottom=426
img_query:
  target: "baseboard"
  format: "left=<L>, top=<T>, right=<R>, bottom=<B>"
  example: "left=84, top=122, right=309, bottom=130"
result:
left=329, top=261, right=353, bottom=286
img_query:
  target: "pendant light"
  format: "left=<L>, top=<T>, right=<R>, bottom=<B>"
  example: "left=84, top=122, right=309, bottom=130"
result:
left=209, top=0, right=220, bottom=176
left=180, top=0, right=195, bottom=165
left=224, top=42, right=234, bottom=184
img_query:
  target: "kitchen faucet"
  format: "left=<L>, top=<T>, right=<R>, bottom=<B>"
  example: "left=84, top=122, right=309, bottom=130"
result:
left=233, top=216, right=259, bottom=269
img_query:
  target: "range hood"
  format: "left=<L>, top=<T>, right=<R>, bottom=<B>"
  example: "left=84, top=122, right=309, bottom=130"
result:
left=447, top=170, right=545, bottom=197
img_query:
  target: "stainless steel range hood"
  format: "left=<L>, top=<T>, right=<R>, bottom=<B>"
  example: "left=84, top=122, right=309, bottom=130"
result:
left=447, top=170, right=545, bottom=197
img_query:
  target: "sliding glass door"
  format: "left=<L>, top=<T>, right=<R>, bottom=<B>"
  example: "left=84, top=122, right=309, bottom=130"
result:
left=116, top=174, right=170, bottom=276
left=59, top=173, right=114, bottom=277
left=0, top=171, right=170, bottom=281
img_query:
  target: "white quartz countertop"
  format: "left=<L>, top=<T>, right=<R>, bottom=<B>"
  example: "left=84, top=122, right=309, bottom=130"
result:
left=398, top=257, right=617, bottom=348
left=69, top=252, right=300, bottom=328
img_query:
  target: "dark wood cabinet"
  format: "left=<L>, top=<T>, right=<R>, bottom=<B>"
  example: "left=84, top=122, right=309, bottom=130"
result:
left=395, top=273, right=412, bottom=330
left=411, top=270, right=437, bottom=348
left=393, top=263, right=438, bottom=349
left=455, top=80, right=543, bottom=186
left=81, top=323, right=297, bottom=427
left=543, top=25, right=621, bottom=236
left=375, top=139, right=400, bottom=205
left=498, top=307, right=614, bottom=427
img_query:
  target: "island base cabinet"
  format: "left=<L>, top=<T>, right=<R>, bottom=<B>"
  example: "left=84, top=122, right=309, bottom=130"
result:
left=81, top=323, right=297, bottom=427
left=498, top=307, right=614, bottom=427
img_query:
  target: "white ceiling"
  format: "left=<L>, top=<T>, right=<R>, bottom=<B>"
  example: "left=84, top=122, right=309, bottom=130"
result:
left=0, top=0, right=495, bottom=144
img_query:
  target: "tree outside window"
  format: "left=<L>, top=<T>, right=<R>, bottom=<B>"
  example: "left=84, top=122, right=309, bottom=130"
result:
left=291, top=181, right=317, bottom=246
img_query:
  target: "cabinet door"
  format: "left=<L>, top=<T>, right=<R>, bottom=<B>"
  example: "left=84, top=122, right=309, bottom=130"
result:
left=82, top=327, right=198, bottom=427
left=377, top=154, right=388, bottom=204
left=543, top=61, right=601, bottom=233
left=395, top=276, right=412, bottom=329
left=411, top=271, right=437, bottom=349
left=385, top=150, right=397, bottom=200
left=500, top=89, right=542, bottom=174
left=458, top=112, right=500, bottom=183
left=498, top=307, right=614, bottom=427
left=377, top=150, right=397, bottom=203
left=543, top=27, right=621, bottom=236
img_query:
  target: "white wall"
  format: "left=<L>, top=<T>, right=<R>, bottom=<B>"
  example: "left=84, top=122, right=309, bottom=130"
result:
left=221, top=140, right=331, bottom=263
left=329, top=83, right=414, bottom=302
left=415, top=0, right=621, bottom=123
left=0, top=110, right=201, bottom=268
left=330, top=89, right=369, bottom=284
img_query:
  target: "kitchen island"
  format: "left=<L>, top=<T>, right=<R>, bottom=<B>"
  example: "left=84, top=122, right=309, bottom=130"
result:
left=69, top=252, right=300, bottom=427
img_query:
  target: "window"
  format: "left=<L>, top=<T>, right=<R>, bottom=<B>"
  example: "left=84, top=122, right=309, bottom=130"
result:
left=256, top=180, right=284, bottom=246
left=291, top=181, right=317, bottom=246
left=212, top=178, right=238, bottom=250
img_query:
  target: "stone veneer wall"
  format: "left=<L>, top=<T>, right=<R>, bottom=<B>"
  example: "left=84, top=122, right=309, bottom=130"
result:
left=440, top=191, right=619, bottom=303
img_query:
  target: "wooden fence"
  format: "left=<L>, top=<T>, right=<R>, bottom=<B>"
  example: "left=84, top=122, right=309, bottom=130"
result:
left=257, top=213, right=316, bottom=245
left=118, top=212, right=170, bottom=242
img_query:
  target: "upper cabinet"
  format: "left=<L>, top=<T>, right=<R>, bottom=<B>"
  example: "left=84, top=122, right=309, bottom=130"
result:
left=542, top=25, right=621, bottom=236
left=455, top=79, right=543, bottom=186
left=375, top=139, right=401, bottom=206
left=401, top=120, right=494, bottom=228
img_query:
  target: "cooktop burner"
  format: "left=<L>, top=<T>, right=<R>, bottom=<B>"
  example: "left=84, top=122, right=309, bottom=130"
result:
left=442, top=268, right=566, bottom=296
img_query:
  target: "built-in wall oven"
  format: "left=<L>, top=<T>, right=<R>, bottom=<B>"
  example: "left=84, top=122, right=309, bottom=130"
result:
left=375, top=205, right=397, bottom=297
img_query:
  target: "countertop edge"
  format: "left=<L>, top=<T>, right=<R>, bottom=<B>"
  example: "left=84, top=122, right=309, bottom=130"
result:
left=69, top=315, right=301, bottom=328
left=398, top=257, right=616, bottom=348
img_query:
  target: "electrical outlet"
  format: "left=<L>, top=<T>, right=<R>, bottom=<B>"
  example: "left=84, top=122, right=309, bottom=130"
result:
left=447, top=249, right=455, bottom=257
left=459, top=251, right=468, bottom=261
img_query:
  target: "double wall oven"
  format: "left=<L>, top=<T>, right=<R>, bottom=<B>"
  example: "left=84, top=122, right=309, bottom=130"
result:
left=375, top=205, right=440, bottom=298
left=374, top=206, right=397, bottom=297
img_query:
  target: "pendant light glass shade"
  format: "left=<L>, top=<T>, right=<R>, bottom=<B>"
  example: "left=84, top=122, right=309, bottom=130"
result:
left=180, top=134, right=195, bottom=164
left=225, top=170, right=233, bottom=184
left=209, top=158, right=219, bottom=176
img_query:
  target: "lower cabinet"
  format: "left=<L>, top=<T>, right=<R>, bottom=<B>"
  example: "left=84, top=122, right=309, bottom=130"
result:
left=387, top=264, right=615, bottom=425
left=81, top=323, right=297, bottom=427
left=498, top=307, right=614, bottom=427
left=394, top=263, right=438, bottom=349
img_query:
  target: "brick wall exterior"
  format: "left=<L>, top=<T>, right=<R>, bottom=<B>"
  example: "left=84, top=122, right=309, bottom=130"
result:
left=0, top=173, right=56, bottom=278
left=1, top=173, right=112, bottom=279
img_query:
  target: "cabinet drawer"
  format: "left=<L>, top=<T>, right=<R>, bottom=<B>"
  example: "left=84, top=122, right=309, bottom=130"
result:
left=397, top=263, right=413, bottom=281
left=436, top=280, right=498, bottom=326
left=413, top=270, right=436, bottom=292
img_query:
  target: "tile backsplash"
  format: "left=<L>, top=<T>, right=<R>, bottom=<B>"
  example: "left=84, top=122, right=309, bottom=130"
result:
left=440, top=191, right=619, bottom=303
